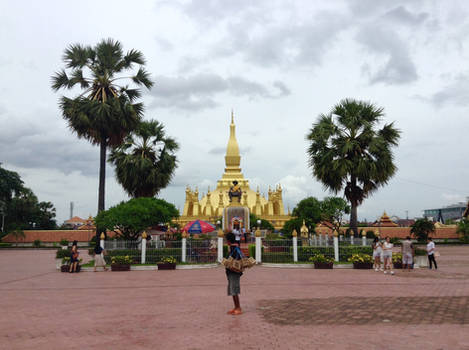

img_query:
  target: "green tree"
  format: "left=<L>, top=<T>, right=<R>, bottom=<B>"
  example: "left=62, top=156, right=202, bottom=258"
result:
left=51, top=39, right=153, bottom=217
left=8, top=228, right=25, bottom=246
left=320, top=196, right=350, bottom=234
left=108, top=120, right=179, bottom=197
left=410, top=218, right=435, bottom=242
left=281, top=217, right=304, bottom=238
left=456, top=219, right=469, bottom=243
left=291, top=197, right=322, bottom=228
left=249, top=213, right=274, bottom=231
left=306, top=99, right=400, bottom=234
left=95, top=197, right=178, bottom=242
left=5, top=188, right=57, bottom=232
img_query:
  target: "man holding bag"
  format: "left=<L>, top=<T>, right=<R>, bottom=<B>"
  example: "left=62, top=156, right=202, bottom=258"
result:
left=225, top=232, right=243, bottom=315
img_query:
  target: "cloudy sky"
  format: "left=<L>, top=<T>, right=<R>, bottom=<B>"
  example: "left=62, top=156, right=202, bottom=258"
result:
left=1, top=0, right=469, bottom=224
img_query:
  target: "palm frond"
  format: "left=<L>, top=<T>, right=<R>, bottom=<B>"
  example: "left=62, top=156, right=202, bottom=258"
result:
left=51, top=69, right=71, bottom=90
left=132, top=67, right=153, bottom=89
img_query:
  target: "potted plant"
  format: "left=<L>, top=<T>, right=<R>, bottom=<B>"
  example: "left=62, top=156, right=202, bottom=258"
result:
left=393, top=253, right=403, bottom=269
left=60, top=239, right=69, bottom=250
left=348, top=253, right=373, bottom=269
left=111, top=255, right=132, bottom=271
left=157, top=256, right=177, bottom=270
left=56, top=248, right=71, bottom=270
left=309, top=254, right=334, bottom=269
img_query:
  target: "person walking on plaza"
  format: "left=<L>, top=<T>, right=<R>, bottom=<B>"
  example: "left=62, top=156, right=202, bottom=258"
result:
left=232, top=227, right=242, bottom=246
left=225, top=232, right=243, bottom=315
left=93, top=244, right=108, bottom=272
left=382, top=236, right=394, bottom=275
left=69, top=240, right=80, bottom=273
left=372, top=237, right=383, bottom=271
left=427, top=237, right=438, bottom=270
left=401, top=236, right=414, bottom=271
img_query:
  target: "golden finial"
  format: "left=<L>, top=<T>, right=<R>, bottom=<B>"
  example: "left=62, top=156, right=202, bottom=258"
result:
left=231, top=109, right=234, bottom=124
left=100, top=232, right=105, bottom=240
left=217, top=228, right=224, bottom=238
left=292, top=229, right=298, bottom=237
left=142, top=231, right=147, bottom=239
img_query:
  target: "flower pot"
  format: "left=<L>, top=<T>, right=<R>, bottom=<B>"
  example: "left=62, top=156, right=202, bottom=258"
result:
left=111, top=264, right=131, bottom=271
left=393, top=262, right=403, bottom=269
left=157, top=263, right=176, bottom=270
left=314, top=262, right=333, bottom=269
left=353, top=262, right=373, bottom=269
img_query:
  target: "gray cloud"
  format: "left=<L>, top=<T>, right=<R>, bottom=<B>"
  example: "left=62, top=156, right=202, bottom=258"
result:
left=428, top=75, right=469, bottom=107
left=0, top=114, right=100, bottom=176
left=357, top=25, right=418, bottom=85
left=150, top=73, right=290, bottom=111
left=382, top=6, right=429, bottom=26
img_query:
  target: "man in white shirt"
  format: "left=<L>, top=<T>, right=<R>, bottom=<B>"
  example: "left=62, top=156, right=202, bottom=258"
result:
left=426, top=237, right=437, bottom=270
left=232, top=228, right=242, bottom=246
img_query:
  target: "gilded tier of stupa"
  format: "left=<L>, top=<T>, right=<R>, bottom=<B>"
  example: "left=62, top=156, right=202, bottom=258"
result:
left=178, top=113, right=291, bottom=230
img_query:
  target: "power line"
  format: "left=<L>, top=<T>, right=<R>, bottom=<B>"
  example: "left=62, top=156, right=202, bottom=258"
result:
left=396, top=177, right=468, bottom=193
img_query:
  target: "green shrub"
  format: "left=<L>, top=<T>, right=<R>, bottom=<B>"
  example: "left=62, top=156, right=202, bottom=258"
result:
left=104, top=248, right=182, bottom=264
left=309, top=254, right=334, bottom=263
left=33, top=239, right=41, bottom=247
left=297, top=246, right=371, bottom=262
left=414, top=247, right=426, bottom=256
left=59, top=239, right=69, bottom=246
left=56, top=249, right=71, bottom=259
left=0, top=243, right=12, bottom=247
left=366, top=230, right=376, bottom=238
left=223, top=244, right=229, bottom=257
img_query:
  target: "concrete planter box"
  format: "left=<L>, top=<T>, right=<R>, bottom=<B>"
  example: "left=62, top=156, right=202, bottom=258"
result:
left=314, top=262, right=334, bottom=269
left=157, top=263, right=176, bottom=270
left=111, top=264, right=131, bottom=271
left=414, top=255, right=428, bottom=268
left=353, top=262, right=373, bottom=269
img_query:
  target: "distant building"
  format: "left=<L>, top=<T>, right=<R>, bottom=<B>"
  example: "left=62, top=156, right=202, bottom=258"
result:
left=424, top=200, right=468, bottom=223
left=63, top=216, right=87, bottom=229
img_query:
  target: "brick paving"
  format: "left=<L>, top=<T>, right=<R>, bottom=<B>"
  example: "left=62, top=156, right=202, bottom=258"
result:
left=0, top=246, right=469, bottom=350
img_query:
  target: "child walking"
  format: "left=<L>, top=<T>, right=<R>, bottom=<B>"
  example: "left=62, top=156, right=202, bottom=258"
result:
left=225, top=232, right=243, bottom=315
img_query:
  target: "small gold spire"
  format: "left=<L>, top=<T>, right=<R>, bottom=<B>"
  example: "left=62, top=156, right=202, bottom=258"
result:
left=292, top=229, right=298, bottom=237
left=100, top=232, right=105, bottom=240
left=142, top=231, right=147, bottom=239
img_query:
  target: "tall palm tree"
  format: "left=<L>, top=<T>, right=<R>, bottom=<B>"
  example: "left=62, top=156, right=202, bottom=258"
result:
left=306, top=99, right=400, bottom=235
left=51, top=39, right=153, bottom=216
left=108, top=120, right=179, bottom=198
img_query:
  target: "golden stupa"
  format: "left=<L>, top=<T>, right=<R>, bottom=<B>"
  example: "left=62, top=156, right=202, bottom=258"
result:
left=178, top=112, right=291, bottom=230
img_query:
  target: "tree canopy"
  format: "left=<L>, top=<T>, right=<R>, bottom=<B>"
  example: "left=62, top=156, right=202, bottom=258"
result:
left=281, top=196, right=349, bottom=237
left=109, top=120, right=179, bottom=198
left=52, top=38, right=153, bottom=216
left=410, top=218, right=435, bottom=241
left=0, top=164, right=57, bottom=236
left=306, top=98, right=400, bottom=234
left=94, top=197, right=179, bottom=242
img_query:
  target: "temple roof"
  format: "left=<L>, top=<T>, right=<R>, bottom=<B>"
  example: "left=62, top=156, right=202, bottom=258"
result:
left=372, top=211, right=398, bottom=227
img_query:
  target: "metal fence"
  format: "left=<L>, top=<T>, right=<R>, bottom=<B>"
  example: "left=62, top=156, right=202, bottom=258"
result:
left=102, top=239, right=218, bottom=264
left=262, top=240, right=293, bottom=263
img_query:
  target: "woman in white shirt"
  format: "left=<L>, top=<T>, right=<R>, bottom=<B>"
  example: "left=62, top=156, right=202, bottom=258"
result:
left=382, top=236, right=394, bottom=275
left=372, top=237, right=383, bottom=271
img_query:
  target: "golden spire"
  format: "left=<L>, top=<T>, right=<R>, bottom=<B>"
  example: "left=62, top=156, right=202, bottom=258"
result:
left=225, top=111, right=241, bottom=172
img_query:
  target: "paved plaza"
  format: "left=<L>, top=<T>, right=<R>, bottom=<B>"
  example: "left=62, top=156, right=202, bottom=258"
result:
left=1, top=246, right=469, bottom=350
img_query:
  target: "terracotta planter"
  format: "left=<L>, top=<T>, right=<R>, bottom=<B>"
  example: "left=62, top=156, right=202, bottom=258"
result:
left=157, top=263, right=176, bottom=270
left=353, top=262, right=373, bottom=269
left=314, top=262, right=333, bottom=269
left=111, top=264, right=131, bottom=271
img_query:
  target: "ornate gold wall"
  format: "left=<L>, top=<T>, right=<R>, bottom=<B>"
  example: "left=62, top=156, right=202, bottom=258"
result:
left=177, top=113, right=291, bottom=230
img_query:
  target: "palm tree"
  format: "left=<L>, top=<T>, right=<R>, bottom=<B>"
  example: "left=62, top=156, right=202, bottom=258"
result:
left=108, top=120, right=179, bottom=198
left=306, top=99, right=400, bottom=235
left=51, top=39, right=153, bottom=215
